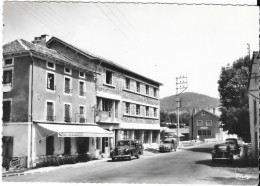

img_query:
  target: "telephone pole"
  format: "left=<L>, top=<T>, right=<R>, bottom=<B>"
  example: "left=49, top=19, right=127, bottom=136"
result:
left=176, top=75, right=188, bottom=146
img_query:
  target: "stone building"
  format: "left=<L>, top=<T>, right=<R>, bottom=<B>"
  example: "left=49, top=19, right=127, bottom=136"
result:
left=2, top=36, right=112, bottom=168
left=46, top=36, right=162, bottom=148
left=189, top=109, right=221, bottom=141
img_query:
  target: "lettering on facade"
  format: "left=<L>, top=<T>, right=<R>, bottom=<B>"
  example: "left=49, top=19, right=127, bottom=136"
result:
left=200, top=127, right=208, bottom=129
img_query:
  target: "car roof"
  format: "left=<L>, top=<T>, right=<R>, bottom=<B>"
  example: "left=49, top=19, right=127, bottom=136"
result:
left=215, top=143, right=229, bottom=147
left=225, top=140, right=235, bottom=143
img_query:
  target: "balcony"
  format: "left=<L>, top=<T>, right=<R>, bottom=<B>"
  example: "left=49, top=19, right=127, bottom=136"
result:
left=96, top=111, right=117, bottom=123
left=79, top=91, right=86, bottom=96
left=3, top=83, right=12, bottom=92
left=46, top=115, right=56, bottom=122
left=64, top=88, right=72, bottom=94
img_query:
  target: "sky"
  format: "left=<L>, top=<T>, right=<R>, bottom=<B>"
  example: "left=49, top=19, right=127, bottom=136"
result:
left=2, top=0, right=259, bottom=99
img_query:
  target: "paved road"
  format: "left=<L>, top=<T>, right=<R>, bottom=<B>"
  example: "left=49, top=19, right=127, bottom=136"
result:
left=3, top=143, right=258, bottom=185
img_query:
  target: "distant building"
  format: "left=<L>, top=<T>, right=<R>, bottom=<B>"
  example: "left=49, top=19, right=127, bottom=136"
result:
left=248, top=51, right=259, bottom=163
left=189, top=109, right=221, bottom=140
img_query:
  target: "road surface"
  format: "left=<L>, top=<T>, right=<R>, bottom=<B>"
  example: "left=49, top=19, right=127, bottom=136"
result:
left=3, top=142, right=258, bottom=185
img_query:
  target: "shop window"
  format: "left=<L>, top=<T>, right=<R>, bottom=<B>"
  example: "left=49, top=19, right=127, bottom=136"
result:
left=134, top=130, right=140, bottom=141
left=207, top=130, right=211, bottom=136
left=46, top=101, right=55, bottom=121
left=106, top=71, right=112, bottom=85
left=122, top=130, right=130, bottom=140
left=136, top=82, right=140, bottom=93
left=125, top=102, right=130, bottom=114
left=2, top=100, right=11, bottom=122
left=125, top=78, right=130, bottom=89
left=136, top=105, right=140, bottom=115
left=152, top=131, right=157, bottom=143
left=144, top=131, right=149, bottom=143
left=64, top=138, right=71, bottom=154
left=47, top=72, right=55, bottom=90
left=46, top=136, right=54, bottom=155
left=77, top=138, right=89, bottom=154
left=198, top=130, right=202, bottom=136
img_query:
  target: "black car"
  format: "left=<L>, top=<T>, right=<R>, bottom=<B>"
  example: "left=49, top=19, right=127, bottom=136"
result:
left=110, top=140, right=143, bottom=161
left=225, top=138, right=240, bottom=154
left=212, top=144, right=233, bottom=163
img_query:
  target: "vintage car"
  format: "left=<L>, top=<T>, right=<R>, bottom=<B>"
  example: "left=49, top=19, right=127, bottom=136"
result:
left=212, top=143, right=233, bottom=163
left=159, top=138, right=177, bottom=152
left=110, top=140, right=143, bottom=161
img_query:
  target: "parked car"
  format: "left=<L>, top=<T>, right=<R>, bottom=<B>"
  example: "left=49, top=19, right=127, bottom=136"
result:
left=225, top=138, right=240, bottom=154
left=159, top=138, right=177, bottom=152
left=110, top=140, right=143, bottom=161
left=212, top=143, right=233, bottom=163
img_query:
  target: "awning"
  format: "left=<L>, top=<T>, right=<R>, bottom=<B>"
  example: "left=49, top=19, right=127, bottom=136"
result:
left=36, top=123, right=113, bottom=138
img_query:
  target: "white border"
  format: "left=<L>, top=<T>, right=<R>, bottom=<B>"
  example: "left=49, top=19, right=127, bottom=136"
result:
left=46, top=61, right=56, bottom=70
left=64, top=66, right=72, bottom=75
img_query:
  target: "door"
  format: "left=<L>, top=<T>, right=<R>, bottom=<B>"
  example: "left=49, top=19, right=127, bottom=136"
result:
left=2, top=136, right=13, bottom=168
left=64, top=138, right=71, bottom=154
left=46, top=136, right=54, bottom=155
left=77, top=137, right=89, bottom=154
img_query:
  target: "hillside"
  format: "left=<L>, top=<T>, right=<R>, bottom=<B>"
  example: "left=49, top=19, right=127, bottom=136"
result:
left=160, top=92, right=220, bottom=112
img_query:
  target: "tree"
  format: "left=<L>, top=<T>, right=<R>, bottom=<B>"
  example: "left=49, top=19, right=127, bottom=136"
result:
left=218, top=56, right=251, bottom=142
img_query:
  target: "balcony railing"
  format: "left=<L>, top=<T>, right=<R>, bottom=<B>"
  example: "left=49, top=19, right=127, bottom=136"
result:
left=46, top=115, right=56, bottom=121
left=79, top=117, right=86, bottom=123
left=79, top=91, right=86, bottom=96
left=64, top=117, right=72, bottom=123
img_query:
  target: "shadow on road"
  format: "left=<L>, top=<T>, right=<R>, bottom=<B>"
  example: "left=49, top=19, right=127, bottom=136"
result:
left=106, top=158, right=139, bottom=163
left=185, top=147, right=213, bottom=154
left=195, top=158, right=258, bottom=168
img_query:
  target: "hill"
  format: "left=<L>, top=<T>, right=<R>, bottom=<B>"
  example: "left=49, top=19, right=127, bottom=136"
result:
left=160, top=92, right=220, bottom=112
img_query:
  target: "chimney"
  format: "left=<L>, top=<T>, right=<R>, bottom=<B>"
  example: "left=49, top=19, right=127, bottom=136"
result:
left=213, top=108, right=215, bottom=114
left=32, top=34, right=48, bottom=47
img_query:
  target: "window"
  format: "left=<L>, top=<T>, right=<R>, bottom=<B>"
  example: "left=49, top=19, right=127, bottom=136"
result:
left=3, top=70, right=12, bottom=85
left=64, top=138, right=71, bottom=155
left=79, top=71, right=85, bottom=78
left=153, top=88, right=157, bottom=97
left=202, top=130, right=206, bottom=136
left=46, top=102, right=55, bottom=121
left=146, top=106, right=149, bottom=117
left=206, top=120, right=212, bottom=126
left=197, top=120, right=203, bottom=126
left=144, top=131, right=149, bottom=143
left=198, top=130, right=211, bottom=136
left=136, top=82, right=140, bottom=93
left=125, top=102, right=130, bottom=114
left=64, top=104, right=71, bottom=122
left=64, top=67, right=71, bottom=75
left=79, top=106, right=85, bottom=123
left=134, top=130, right=140, bottom=141
left=102, top=99, right=112, bottom=117
left=207, top=130, right=211, bottom=136
left=154, top=108, right=157, bottom=117
left=125, top=78, right=130, bottom=89
left=47, top=72, right=55, bottom=91
left=4, top=58, right=13, bottom=66
left=47, top=61, right=55, bottom=70
left=106, top=71, right=112, bottom=85
left=136, top=105, right=140, bottom=115
left=198, top=130, right=202, bottom=136
left=152, top=131, right=157, bottom=143
left=122, top=130, right=130, bottom=140
left=2, top=100, right=11, bottom=122
left=64, top=77, right=72, bottom=94
left=146, top=85, right=149, bottom=95
left=79, top=81, right=85, bottom=96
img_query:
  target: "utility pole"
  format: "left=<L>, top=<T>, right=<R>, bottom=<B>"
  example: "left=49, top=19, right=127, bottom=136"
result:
left=247, top=43, right=250, bottom=60
left=176, top=75, right=188, bottom=146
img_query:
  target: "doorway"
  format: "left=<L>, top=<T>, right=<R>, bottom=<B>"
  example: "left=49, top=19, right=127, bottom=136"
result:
left=46, top=136, right=54, bottom=155
left=64, top=138, right=71, bottom=154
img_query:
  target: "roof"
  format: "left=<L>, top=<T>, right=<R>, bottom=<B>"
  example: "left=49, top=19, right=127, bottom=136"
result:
left=3, top=39, right=95, bottom=73
left=46, top=36, right=163, bottom=86
left=193, top=109, right=220, bottom=118
left=247, top=51, right=259, bottom=90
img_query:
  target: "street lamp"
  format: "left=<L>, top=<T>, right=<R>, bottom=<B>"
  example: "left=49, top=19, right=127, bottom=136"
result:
left=176, top=75, right=188, bottom=146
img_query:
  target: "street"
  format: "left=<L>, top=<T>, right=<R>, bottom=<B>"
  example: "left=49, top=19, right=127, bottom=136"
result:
left=3, top=142, right=258, bottom=185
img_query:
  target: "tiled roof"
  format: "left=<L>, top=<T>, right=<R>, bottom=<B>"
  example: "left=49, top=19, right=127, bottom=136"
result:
left=3, top=39, right=94, bottom=73
left=47, top=37, right=163, bottom=86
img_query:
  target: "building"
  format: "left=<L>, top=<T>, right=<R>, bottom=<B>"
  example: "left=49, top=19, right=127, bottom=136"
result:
left=2, top=36, right=113, bottom=168
left=189, top=109, right=221, bottom=141
left=46, top=36, right=162, bottom=148
left=248, top=51, right=259, bottom=163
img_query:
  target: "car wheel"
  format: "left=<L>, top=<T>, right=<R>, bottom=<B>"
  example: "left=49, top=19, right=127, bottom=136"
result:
left=112, top=158, right=115, bottom=162
left=128, top=156, right=132, bottom=161
left=135, top=154, right=140, bottom=159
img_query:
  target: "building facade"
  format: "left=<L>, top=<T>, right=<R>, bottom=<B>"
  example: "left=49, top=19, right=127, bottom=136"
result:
left=248, top=51, right=259, bottom=163
left=2, top=36, right=112, bottom=168
left=189, top=109, right=221, bottom=141
left=46, top=36, right=162, bottom=148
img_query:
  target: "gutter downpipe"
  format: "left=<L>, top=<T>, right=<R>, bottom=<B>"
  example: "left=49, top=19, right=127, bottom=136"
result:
left=29, top=52, right=34, bottom=168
